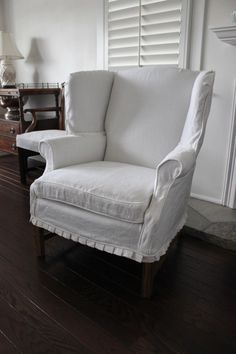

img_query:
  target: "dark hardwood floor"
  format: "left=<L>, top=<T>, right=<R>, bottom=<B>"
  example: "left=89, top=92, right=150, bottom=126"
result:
left=0, top=154, right=235, bottom=354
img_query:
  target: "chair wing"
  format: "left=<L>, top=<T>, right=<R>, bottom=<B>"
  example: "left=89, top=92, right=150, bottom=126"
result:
left=16, top=70, right=114, bottom=184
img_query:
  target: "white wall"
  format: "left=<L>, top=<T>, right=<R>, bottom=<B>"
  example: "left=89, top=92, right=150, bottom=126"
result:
left=0, top=0, right=5, bottom=30
left=3, top=0, right=99, bottom=83
left=190, top=0, right=236, bottom=205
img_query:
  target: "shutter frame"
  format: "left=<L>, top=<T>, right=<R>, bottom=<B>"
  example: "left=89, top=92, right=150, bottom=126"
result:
left=105, top=0, right=191, bottom=69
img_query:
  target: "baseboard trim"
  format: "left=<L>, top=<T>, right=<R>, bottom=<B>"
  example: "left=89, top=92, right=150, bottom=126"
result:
left=190, top=192, right=222, bottom=205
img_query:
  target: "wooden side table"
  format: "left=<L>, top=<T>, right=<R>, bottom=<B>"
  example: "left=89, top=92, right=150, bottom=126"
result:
left=0, top=118, right=20, bottom=154
left=0, top=84, right=62, bottom=155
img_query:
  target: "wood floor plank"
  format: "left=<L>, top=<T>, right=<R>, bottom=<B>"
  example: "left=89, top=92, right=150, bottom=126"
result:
left=0, top=155, right=235, bottom=354
left=0, top=275, right=92, bottom=354
left=51, top=239, right=141, bottom=294
left=0, top=298, right=89, bottom=354
left=0, top=244, right=133, bottom=354
left=38, top=267, right=177, bottom=354
left=0, top=330, right=20, bottom=354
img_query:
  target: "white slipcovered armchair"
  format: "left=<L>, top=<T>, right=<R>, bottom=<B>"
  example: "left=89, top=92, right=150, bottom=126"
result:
left=30, top=67, right=214, bottom=297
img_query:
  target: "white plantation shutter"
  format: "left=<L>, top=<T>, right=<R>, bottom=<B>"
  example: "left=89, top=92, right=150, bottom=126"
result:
left=107, top=0, right=140, bottom=68
left=106, top=0, right=190, bottom=69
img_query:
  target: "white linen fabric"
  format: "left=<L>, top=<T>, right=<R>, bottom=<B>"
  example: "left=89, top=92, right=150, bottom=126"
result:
left=39, top=133, right=106, bottom=173
left=16, top=129, right=67, bottom=152
left=140, top=145, right=196, bottom=256
left=65, top=70, right=114, bottom=133
left=180, top=71, right=215, bottom=153
left=31, top=161, right=156, bottom=223
left=104, top=67, right=198, bottom=168
left=30, top=143, right=197, bottom=262
left=30, top=67, right=215, bottom=263
left=16, top=70, right=114, bottom=154
left=30, top=199, right=144, bottom=261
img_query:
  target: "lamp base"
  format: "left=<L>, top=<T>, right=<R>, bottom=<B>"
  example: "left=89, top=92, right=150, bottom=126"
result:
left=0, top=59, right=16, bottom=87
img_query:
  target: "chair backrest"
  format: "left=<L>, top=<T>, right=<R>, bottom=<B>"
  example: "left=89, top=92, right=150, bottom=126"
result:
left=104, top=67, right=214, bottom=169
left=65, top=70, right=114, bottom=134
left=65, top=68, right=214, bottom=169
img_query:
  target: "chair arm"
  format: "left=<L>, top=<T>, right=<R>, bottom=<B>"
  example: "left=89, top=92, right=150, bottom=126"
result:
left=154, top=144, right=196, bottom=196
left=39, top=133, right=106, bottom=173
left=140, top=145, right=196, bottom=257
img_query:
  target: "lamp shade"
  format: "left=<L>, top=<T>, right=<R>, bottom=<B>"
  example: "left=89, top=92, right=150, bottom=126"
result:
left=0, top=31, right=24, bottom=59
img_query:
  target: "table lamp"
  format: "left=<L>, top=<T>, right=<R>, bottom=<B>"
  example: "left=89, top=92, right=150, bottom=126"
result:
left=0, top=31, right=24, bottom=87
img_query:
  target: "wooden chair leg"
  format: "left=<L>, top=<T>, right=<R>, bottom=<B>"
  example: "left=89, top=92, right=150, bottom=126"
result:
left=18, top=147, right=28, bottom=185
left=142, top=263, right=156, bottom=298
left=34, top=227, right=45, bottom=258
left=141, top=234, right=183, bottom=298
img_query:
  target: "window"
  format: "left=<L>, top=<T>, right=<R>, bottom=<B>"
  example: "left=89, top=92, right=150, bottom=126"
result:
left=105, top=0, right=191, bottom=69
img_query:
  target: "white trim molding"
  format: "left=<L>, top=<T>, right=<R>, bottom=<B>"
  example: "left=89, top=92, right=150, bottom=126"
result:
left=188, top=0, right=206, bottom=71
left=222, top=80, right=236, bottom=208
left=190, top=192, right=222, bottom=206
left=179, top=0, right=192, bottom=69
left=211, top=25, right=236, bottom=46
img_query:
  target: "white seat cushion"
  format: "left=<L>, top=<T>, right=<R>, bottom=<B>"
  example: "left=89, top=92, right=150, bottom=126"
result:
left=16, top=129, right=67, bottom=152
left=31, top=161, right=156, bottom=223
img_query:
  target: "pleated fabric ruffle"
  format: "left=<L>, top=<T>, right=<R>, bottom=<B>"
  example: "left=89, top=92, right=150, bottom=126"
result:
left=30, top=215, right=185, bottom=263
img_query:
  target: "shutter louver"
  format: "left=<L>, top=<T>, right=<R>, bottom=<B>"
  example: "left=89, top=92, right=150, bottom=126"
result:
left=140, top=0, right=181, bottom=66
left=108, top=0, right=139, bottom=68
left=107, top=0, right=183, bottom=69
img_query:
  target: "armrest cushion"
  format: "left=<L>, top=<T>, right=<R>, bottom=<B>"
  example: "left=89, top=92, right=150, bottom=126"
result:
left=40, top=133, right=106, bottom=173
left=154, top=144, right=196, bottom=195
